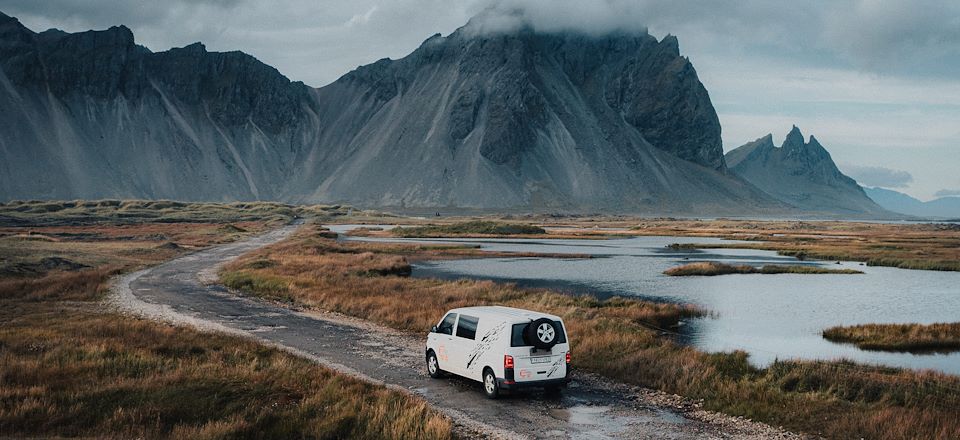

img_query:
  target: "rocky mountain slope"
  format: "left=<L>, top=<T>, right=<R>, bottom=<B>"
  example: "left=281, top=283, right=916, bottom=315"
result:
left=0, top=11, right=785, bottom=214
left=725, top=126, right=888, bottom=216
left=864, top=187, right=960, bottom=218
left=0, top=12, right=320, bottom=202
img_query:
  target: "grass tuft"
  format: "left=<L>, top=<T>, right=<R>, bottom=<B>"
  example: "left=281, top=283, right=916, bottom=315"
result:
left=392, top=221, right=546, bottom=237
left=823, top=323, right=960, bottom=352
left=664, top=261, right=862, bottom=276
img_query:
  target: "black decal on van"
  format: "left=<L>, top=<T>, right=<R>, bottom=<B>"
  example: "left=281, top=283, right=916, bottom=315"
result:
left=465, top=321, right=506, bottom=370
left=546, top=358, right=563, bottom=377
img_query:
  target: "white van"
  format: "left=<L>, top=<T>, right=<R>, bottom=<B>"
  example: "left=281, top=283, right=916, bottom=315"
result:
left=425, top=306, right=571, bottom=398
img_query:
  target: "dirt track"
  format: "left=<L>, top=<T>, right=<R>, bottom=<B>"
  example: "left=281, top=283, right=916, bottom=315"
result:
left=109, top=224, right=802, bottom=439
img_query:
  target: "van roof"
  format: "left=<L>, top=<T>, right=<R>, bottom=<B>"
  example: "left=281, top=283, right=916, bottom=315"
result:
left=448, top=306, right=561, bottom=322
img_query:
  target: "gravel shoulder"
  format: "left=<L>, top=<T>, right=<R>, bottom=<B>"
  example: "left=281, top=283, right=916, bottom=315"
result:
left=108, top=225, right=805, bottom=440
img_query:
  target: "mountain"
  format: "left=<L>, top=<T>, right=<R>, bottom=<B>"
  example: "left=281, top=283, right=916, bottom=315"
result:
left=725, top=126, right=889, bottom=216
left=0, top=12, right=319, bottom=202
left=0, top=11, right=785, bottom=214
left=864, top=187, right=960, bottom=219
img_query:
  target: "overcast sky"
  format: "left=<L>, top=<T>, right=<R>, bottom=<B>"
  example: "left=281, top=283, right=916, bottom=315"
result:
left=4, top=0, right=958, bottom=200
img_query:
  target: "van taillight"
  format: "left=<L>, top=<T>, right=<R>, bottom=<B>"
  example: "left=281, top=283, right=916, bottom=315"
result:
left=504, top=355, right=514, bottom=369
left=566, top=352, right=571, bottom=363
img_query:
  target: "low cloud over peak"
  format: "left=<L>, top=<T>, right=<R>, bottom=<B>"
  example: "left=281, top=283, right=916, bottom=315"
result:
left=463, top=0, right=650, bottom=36
left=934, top=189, right=960, bottom=198
left=840, top=164, right=914, bottom=189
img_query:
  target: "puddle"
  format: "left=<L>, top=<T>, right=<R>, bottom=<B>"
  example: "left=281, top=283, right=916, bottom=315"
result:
left=548, top=405, right=609, bottom=425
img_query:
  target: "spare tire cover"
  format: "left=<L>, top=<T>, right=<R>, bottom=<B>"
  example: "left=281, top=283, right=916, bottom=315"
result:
left=525, top=317, right=559, bottom=349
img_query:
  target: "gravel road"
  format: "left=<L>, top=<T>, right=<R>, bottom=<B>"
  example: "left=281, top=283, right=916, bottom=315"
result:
left=108, top=224, right=803, bottom=439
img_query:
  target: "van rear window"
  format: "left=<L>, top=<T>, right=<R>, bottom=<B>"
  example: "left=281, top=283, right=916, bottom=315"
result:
left=456, top=315, right=479, bottom=340
left=511, top=321, right=566, bottom=346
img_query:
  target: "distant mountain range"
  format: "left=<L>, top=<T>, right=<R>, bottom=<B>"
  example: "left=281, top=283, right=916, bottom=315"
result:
left=863, top=187, right=960, bottom=219
left=725, top=127, right=888, bottom=216
left=0, top=11, right=898, bottom=217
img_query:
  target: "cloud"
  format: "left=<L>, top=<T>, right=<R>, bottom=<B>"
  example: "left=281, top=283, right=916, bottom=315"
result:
left=463, top=0, right=650, bottom=36
left=840, top=165, right=914, bottom=188
left=6, top=0, right=960, bottom=82
left=934, top=189, right=960, bottom=198
left=465, top=0, right=960, bottom=78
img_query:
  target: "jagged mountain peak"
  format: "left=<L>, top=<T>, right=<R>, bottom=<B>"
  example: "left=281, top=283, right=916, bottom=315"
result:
left=783, top=125, right=805, bottom=149
left=659, top=34, right=679, bottom=55
left=725, top=127, right=888, bottom=216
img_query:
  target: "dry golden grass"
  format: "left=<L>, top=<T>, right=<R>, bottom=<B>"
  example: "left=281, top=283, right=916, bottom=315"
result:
left=629, top=218, right=960, bottom=271
left=390, top=221, right=546, bottom=237
left=0, top=210, right=454, bottom=439
left=664, top=261, right=862, bottom=276
left=222, top=224, right=960, bottom=440
left=0, top=275, right=452, bottom=439
left=0, top=222, right=271, bottom=275
left=0, top=199, right=359, bottom=226
left=824, top=323, right=960, bottom=352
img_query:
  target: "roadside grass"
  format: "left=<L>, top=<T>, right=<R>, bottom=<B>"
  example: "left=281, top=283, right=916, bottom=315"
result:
left=823, top=323, right=960, bottom=352
left=664, top=261, right=862, bottom=276
left=0, top=207, right=454, bottom=439
left=630, top=219, right=960, bottom=272
left=222, top=224, right=960, bottom=440
left=0, top=273, right=452, bottom=439
left=391, top=221, right=546, bottom=237
left=0, top=199, right=387, bottom=226
left=0, top=222, right=273, bottom=272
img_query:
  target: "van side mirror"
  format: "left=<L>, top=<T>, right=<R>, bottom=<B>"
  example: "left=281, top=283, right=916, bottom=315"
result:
left=430, top=325, right=438, bottom=333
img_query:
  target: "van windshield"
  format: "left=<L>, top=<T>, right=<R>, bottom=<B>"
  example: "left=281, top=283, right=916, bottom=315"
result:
left=511, top=321, right=566, bottom=347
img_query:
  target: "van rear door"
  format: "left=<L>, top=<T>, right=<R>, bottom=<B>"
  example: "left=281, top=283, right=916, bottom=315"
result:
left=508, top=321, right=568, bottom=382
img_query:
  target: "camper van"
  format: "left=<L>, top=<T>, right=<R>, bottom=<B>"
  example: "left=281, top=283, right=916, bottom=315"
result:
left=425, top=306, right=571, bottom=398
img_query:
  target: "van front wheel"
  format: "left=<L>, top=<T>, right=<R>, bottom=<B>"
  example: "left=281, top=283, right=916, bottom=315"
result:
left=482, top=368, right=499, bottom=399
left=426, top=351, right=443, bottom=378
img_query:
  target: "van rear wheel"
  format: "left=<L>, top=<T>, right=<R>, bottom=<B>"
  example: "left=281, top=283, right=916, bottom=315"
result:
left=482, top=369, right=499, bottom=399
left=426, top=351, right=443, bottom=378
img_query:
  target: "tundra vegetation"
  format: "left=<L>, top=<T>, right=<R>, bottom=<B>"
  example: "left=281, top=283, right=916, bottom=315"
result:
left=0, top=203, right=452, bottom=439
left=353, top=217, right=960, bottom=272
left=222, top=223, right=960, bottom=440
left=663, top=261, right=863, bottom=276
left=0, top=199, right=384, bottom=226
left=628, top=218, right=960, bottom=271
left=389, top=221, right=546, bottom=237
left=823, top=323, right=960, bottom=353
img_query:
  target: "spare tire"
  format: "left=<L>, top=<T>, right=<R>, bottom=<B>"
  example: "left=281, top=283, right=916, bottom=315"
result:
left=524, top=318, right=560, bottom=349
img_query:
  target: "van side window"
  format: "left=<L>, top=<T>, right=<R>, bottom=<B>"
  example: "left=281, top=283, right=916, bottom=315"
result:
left=437, top=313, right=457, bottom=335
left=511, top=321, right=567, bottom=346
left=455, top=315, right=479, bottom=340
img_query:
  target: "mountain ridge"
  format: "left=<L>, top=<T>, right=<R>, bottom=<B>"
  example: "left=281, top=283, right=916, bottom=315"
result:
left=0, top=11, right=807, bottom=215
left=864, top=187, right=960, bottom=219
left=724, top=126, right=889, bottom=216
